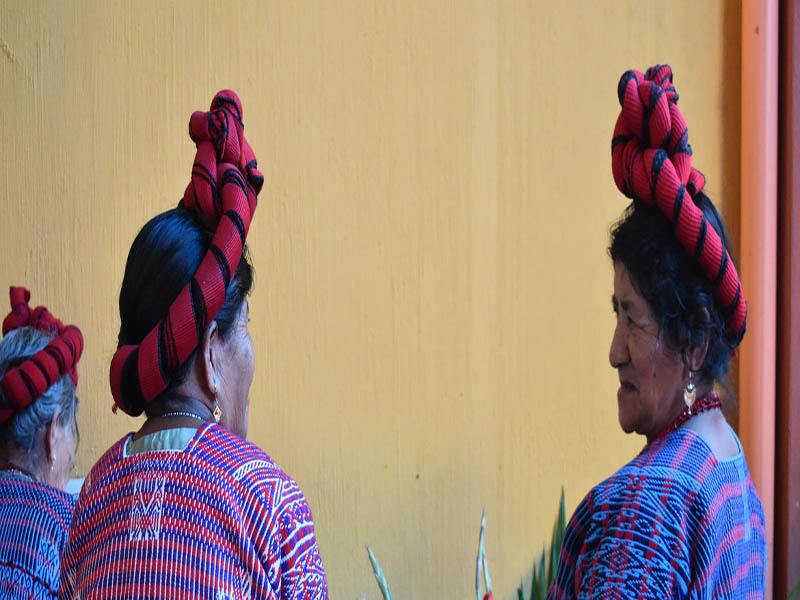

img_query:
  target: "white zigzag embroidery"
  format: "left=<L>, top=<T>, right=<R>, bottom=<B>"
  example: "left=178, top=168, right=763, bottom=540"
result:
left=231, top=459, right=272, bottom=481
left=215, top=572, right=252, bottom=600
left=128, top=473, right=166, bottom=542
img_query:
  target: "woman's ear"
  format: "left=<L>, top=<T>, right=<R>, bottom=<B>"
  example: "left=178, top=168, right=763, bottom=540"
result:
left=43, top=407, right=62, bottom=466
left=685, top=307, right=712, bottom=373
left=201, top=320, right=221, bottom=398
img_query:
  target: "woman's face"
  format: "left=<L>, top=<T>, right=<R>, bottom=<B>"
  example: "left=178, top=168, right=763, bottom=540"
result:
left=609, top=262, right=687, bottom=441
left=216, top=300, right=255, bottom=439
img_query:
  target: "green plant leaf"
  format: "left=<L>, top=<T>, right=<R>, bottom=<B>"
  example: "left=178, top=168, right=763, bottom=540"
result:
left=538, top=550, right=546, bottom=600
left=476, top=511, right=485, bottom=600
left=517, top=581, right=524, bottom=600
left=789, top=581, right=800, bottom=600
left=366, top=545, right=392, bottom=600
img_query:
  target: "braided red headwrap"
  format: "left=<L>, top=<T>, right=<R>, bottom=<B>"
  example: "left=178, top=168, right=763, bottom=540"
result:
left=109, top=90, right=262, bottom=415
left=611, top=65, right=747, bottom=344
left=0, top=287, right=84, bottom=424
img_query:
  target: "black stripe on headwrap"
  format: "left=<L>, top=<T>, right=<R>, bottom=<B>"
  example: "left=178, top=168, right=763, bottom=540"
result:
left=673, top=185, right=685, bottom=227
left=217, top=94, right=243, bottom=124
left=155, top=320, right=168, bottom=385
left=44, top=345, right=66, bottom=375
left=724, top=283, right=741, bottom=316
left=612, top=134, right=632, bottom=150
left=209, top=243, right=232, bottom=290
left=18, top=369, right=38, bottom=405
left=189, top=278, right=208, bottom=345
left=225, top=210, right=246, bottom=249
left=714, top=248, right=729, bottom=287
left=642, top=82, right=666, bottom=149
left=30, top=356, right=53, bottom=387
left=693, top=217, right=707, bottom=260
left=164, top=314, right=179, bottom=372
left=650, top=150, right=667, bottom=201
left=617, top=70, right=637, bottom=106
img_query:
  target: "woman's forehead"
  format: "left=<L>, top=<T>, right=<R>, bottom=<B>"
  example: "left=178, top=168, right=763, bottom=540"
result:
left=613, top=263, right=648, bottom=312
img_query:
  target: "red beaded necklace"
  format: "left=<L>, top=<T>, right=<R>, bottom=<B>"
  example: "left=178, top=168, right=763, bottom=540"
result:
left=658, top=392, right=722, bottom=438
left=0, top=462, right=37, bottom=482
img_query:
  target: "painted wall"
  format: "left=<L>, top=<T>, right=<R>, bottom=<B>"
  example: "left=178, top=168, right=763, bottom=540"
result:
left=0, top=2, right=740, bottom=598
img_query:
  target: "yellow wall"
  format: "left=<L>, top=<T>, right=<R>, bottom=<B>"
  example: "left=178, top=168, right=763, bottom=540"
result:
left=0, top=2, right=740, bottom=598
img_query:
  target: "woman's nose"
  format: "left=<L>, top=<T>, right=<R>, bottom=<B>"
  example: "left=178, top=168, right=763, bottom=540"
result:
left=609, top=321, right=629, bottom=368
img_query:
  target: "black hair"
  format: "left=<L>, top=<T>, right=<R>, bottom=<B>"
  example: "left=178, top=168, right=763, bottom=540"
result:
left=0, top=327, right=78, bottom=457
left=609, top=194, right=742, bottom=383
left=117, top=207, right=253, bottom=416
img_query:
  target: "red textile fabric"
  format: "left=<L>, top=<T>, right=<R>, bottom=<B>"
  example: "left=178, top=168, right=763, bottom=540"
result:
left=611, top=65, right=747, bottom=344
left=0, top=287, right=83, bottom=423
left=110, top=90, right=263, bottom=415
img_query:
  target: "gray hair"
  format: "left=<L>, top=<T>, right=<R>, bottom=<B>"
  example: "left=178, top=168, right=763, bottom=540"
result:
left=0, top=327, right=78, bottom=454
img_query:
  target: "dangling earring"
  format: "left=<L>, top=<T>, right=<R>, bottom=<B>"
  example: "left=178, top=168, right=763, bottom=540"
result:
left=210, top=383, right=222, bottom=423
left=683, top=373, right=696, bottom=409
left=50, top=455, right=56, bottom=471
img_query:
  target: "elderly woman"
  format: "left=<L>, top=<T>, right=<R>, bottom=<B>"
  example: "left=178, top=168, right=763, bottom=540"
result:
left=0, top=287, right=84, bottom=599
left=550, top=66, right=766, bottom=598
left=59, top=91, right=328, bottom=598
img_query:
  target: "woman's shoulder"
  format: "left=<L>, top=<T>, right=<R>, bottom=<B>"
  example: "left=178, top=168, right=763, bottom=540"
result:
left=191, top=424, right=307, bottom=499
left=191, top=424, right=284, bottom=474
left=625, top=429, right=721, bottom=488
left=572, top=432, right=723, bottom=530
left=0, top=475, right=75, bottom=529
left=575, top=428, right=764, bottom=543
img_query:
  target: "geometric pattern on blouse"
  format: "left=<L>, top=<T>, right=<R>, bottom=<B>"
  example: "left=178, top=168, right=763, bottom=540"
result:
left=0, top=473, right=75, bottom=599
left=59, top=423, right=328, bottom=599
left=549, top=428, right=767, bottom=599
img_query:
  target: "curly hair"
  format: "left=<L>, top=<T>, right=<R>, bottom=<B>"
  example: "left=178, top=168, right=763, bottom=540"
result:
left=609, top=194, right=741, bottom=383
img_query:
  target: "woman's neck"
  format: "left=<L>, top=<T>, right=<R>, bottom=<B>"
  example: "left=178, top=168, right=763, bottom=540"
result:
left=1, top=448, right=45, bottom=483
left=646, top=381, right=716, bottom=444
left=131, top=396, right=213, bottom=442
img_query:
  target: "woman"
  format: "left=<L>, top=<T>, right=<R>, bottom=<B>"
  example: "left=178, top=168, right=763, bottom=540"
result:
left=549, top=66, right=766, bottom=598
left=59, top=91, right=328, bottom=599
left=0, top=286, right=84, bottom=599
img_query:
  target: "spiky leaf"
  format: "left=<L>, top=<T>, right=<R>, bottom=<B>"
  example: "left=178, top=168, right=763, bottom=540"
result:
left=538, top=550, right=546, bottom=600
left=366, top=546, right=392, bottom=600
left=789, top=581, right=800, bottom=600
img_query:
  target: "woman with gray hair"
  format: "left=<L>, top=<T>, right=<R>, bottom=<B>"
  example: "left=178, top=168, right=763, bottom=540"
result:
left=0, top=286, right=84, bottom=599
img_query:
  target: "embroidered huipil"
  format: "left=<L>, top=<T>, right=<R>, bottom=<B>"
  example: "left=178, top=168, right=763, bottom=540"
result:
left=550, top=429, right=766, bottom=599
left=59, top=423, right=327, bottom=599
left=0, top=473, right=75, bottom=599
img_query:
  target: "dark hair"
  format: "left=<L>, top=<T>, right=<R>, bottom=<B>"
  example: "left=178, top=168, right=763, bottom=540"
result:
left=0, top=327, right=78, bottom=456
left=609, top=194, right=741, bottom=383
left=118, top=207, right=253, bottom=416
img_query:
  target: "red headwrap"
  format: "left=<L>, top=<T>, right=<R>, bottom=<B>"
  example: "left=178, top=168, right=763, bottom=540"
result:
left=109, top=90, right=262, bottom=415
left=0, top=287, right=84, bottom=424
left=611, top=65, right=747, bottom=345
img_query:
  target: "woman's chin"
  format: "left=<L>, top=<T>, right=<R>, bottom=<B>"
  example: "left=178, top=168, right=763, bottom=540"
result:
left=617, top=401, right=638, bottom=433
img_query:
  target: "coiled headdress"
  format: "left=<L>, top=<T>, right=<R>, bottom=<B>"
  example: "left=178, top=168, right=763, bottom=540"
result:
left=611, top=65, right=746, bottom=345
left=110, top=90, right=262, bottom=415
left=0, top=287, right=84, bottom=423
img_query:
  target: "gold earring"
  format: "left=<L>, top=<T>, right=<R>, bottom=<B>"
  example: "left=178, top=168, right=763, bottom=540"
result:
left=213, top=403, right=222, bottom=423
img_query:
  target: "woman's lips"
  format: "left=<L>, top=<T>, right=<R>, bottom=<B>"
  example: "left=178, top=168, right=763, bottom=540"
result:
left=618, top=381, right=637, bottom=402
